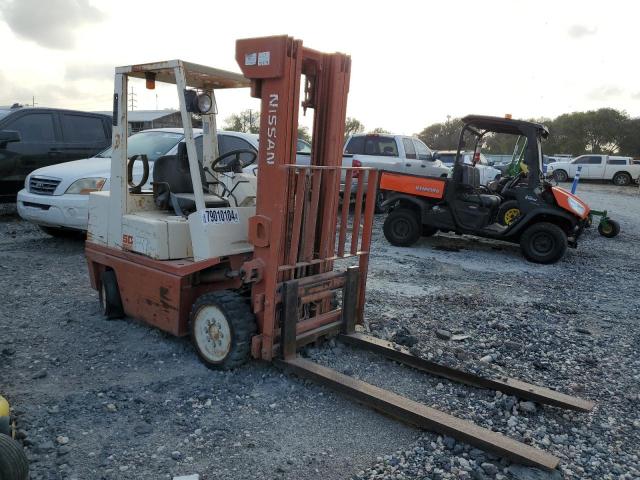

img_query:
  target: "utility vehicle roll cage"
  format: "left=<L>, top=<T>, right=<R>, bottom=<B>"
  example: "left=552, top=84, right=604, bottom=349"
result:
left=456, top=115, right=548, bottom=188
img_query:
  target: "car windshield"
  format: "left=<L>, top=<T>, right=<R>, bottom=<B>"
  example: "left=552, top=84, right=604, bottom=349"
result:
left=96, top=131, right=184, bottom=161
left=438, top=153, right=456, bottom=165
left=0, top=109, right=12, bottom=120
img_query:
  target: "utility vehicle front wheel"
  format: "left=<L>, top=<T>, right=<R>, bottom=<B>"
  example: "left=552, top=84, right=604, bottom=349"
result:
left=0, top=434, right=29, bottom=480
left=497, top=200, right=521, bottom=226
left=383, top=208, right=421, bottom=246
left=190, top=291, right=257, bottom=370
left=520, top=222, right=568, bottom=264
left=100, top=270, right=125, bottom=319
left=598, top=219, right=620, bottom=238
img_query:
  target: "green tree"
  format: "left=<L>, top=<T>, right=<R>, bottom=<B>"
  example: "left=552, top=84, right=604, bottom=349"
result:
left=368, top=127, right=390, bottom=134
left=619, top=118, right=640, bottom=158
left=416, top=118, right=464, bottom=150
left=224, top=110, right=259, bottom=134
left=344, top=117, right=365, bottom=139
left=297, top=126, right=311, bottom=143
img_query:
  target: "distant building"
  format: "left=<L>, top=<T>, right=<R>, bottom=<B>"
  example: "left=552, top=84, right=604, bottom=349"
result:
left=93, top=110, right=198, bottom=134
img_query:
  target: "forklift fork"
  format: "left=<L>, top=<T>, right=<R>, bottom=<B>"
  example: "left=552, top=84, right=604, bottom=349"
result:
left=277, top=267, right=593, bottom=471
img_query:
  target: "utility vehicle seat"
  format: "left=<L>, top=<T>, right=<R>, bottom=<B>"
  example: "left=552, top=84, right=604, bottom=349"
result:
left=455, top=164, right=501, bottom=209
left=153, top=152, right=229, bottom=215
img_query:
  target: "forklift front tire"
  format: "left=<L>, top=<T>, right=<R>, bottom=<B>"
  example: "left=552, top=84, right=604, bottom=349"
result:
left=520, top=222, right=568, bottom=264
left=383, top=208, right=421, bottom=247
left=100, top=270, right=125, bottom=319
left=190, top=291, right=257, bottom=370
left=0, top=434, right=29, bottom=480
left=598, top=219, right=620, bottom=238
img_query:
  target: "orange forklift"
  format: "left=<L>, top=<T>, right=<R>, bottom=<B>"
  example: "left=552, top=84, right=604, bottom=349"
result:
left=84, top=37, right=593, bottom=470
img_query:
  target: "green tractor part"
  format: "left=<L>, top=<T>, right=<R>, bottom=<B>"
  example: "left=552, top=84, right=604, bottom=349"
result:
left=590, top=209, right=621, bottom=238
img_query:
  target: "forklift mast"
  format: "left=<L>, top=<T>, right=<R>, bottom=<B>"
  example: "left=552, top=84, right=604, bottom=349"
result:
left=236, top=36, right=377, bottom=361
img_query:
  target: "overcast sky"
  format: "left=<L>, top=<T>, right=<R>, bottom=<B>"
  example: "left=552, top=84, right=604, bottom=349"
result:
left=1, top=0, right=638, bottom=134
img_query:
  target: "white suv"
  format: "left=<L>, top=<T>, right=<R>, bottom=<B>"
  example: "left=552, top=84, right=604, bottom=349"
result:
left=17, top=129, right=258, bottom=235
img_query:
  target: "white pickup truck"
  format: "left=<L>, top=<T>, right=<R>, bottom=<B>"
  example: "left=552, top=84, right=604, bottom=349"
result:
left=343, top=133, right=450, bottom=211
left=547, top=154, right=640, bottom=186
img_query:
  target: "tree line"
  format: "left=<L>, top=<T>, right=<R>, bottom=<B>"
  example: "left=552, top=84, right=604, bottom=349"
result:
left=224, top=108, right=640, bottom=158
left=415, top=108, right=640, bottom=157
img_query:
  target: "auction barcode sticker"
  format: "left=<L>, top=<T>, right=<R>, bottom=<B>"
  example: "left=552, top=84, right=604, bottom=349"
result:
left=202, top=208, right=240, bottom=225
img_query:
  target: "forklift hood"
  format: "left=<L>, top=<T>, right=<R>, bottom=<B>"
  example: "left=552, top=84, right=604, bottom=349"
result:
left=551, top=186, right=590, bottom=219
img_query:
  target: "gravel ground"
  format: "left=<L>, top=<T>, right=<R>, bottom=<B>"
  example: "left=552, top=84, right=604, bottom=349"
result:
left=1, top=182, right=639, bottom=480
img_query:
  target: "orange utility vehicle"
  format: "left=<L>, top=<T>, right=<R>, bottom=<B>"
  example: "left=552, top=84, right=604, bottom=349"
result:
left=380, top=115, right=614, bottom=263
left=84, top=37, right=593, bottom=470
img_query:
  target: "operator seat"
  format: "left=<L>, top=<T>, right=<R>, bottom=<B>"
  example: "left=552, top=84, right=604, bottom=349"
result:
left=455, top=165, right=501, bottom=209
left=152, top=149, right=229, bottom=216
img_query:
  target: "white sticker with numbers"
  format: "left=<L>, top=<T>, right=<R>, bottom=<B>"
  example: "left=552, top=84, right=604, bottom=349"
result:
left=202, top=208, right=240, bottom=225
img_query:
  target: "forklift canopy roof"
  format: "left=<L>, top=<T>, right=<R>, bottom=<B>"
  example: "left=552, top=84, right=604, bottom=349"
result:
left=115, top=60, right=250, bottom=90
left=462, top=115, right=549, bottom=138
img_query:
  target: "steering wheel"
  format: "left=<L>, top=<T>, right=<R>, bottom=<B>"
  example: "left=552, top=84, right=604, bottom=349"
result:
left=127, top=154, right=149, bottom=194
left=500, top=171, right=524, bottom=195
left=211, top=149, right=257, bottom=173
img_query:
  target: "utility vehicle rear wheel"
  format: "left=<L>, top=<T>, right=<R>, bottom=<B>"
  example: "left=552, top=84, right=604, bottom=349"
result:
left=497, top=200, right=521, bottom=226
left=612, top=172, right=631, bottom=186
left=190, top=291, right=256, bottom=370
left=99, top=270, right=125, bottom=319
left=0, top=434, right=29, bottom=480
left=598, top=219, right=620, bottom=238
left=520, top=222, right=567, bottom=264
left=383, top=208, right=421, bottom=246
left=553, top=170, right=568, bottom=183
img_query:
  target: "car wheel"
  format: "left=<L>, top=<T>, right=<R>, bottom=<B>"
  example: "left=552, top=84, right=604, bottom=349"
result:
left=612, top=172, right=631, bottom=186
left=383, top=208, right=421, bottom=246
left=0, top=434, right=29, bottom=480
left=100, top=270, right=125, bottom=319
left=598, top=219, right=620, bottom=238
left=520, top=222, right=568, bottom=264
left=496, top=200, right=521, bottom=226
left=190, top=291, right=257, bottom=370
left=553, top=170, right=568, bottom=183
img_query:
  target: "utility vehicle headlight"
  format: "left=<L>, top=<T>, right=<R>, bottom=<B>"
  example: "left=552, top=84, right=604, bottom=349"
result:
left=567, top=196, right=586, bottom=216
left=65, top=177, right=106, bottom=195
left=197, top=94, right=213, bottom=113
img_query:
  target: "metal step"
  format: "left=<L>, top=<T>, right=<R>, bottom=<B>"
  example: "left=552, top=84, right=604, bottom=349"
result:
left=277, top=356, right=560, bottom=471
left=340, top=333, right=594, bottom=412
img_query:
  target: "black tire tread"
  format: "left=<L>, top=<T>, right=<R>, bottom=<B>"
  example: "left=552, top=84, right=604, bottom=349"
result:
left=383, top=208, right=421, bottom=246
left=0, top=434, right=29, bottom=480
left=520, top=222, right=568, bottom=264
left=189, top=291, right=257, bottom=370
left=598, top=219, right=620, bottom=238
left=100, top=270, right=125, bottom=319
left=612, top=172, right=631, bottom=186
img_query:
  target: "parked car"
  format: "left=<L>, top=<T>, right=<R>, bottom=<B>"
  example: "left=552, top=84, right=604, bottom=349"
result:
left=17, top=128, right=260, bottom=235
left=546, top=154, right=640, bottom=186
left=0, top=107, right=112, bottom=202
left=343, top=133, right=450, bottom=211
left=433, top=150, right=502, bottom=185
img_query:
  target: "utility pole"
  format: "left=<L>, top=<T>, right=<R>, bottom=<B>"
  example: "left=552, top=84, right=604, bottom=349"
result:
left=31, top=96, right=38, bottom=107
left=129, top=86, right=137, bottom=110
left=446, top=114, right=451, bottom=124
left=248, top=109, right=253, bottom=133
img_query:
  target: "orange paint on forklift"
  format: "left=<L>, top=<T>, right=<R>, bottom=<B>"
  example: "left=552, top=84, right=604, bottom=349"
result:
left=380, top=172, right=446, bottom=199
left=551, top=186, right=591, bottom=219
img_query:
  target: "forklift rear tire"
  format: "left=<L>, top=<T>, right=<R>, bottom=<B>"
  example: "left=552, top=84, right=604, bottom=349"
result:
left=190, top=291, right=257, bottom=370
left=383, top=208, right=421, bottom=246
left=598, top=219, right=620, bottom=238
left=520, top=222, right=567, bottom=264
left=0, top=434, right=29, bottom=480
left=100, top=270, right=125, bottom=319
left=497, top=200, right=521, bottom=226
